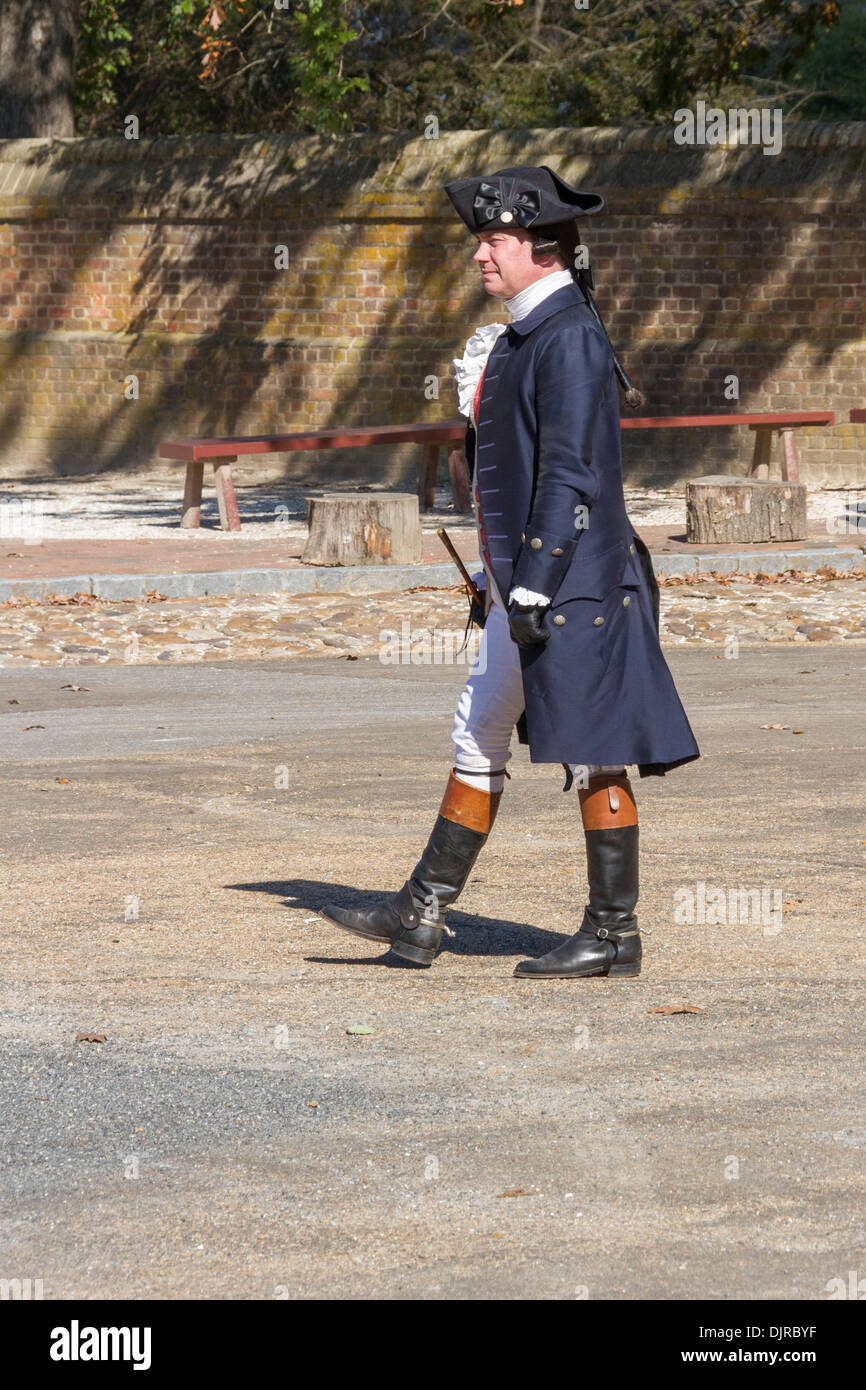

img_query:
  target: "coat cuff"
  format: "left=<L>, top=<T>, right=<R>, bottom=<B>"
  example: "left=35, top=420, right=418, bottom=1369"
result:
left=510, top=528, right=580, bottom=602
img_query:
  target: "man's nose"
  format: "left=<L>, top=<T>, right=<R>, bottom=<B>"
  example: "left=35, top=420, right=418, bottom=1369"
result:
left=473, top=244, right=490, bottom=264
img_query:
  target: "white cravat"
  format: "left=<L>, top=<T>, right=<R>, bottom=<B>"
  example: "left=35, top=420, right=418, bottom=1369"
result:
left=504, top=267, right=573, bottom=323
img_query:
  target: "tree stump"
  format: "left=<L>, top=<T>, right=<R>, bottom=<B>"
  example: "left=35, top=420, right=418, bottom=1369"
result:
left=685, top=475, right=807, bottom=544
left=302, top=492, right=423, bottom=566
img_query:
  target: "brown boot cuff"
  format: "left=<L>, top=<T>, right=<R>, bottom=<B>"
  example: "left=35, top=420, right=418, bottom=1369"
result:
left=578, top=775, right=638, bottom=830
left=439, top=772, right=502, bottom=834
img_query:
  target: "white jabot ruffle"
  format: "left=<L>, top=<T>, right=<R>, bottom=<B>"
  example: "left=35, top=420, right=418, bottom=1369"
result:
left=453, top=322, right=508, bottom=420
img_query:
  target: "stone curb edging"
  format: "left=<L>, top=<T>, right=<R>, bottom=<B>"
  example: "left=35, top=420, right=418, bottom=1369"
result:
left=1, top=547, right=864, bottom=602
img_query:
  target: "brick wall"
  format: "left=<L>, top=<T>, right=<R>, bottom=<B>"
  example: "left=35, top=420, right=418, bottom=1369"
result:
left=0, top=125, right=863, bottom=486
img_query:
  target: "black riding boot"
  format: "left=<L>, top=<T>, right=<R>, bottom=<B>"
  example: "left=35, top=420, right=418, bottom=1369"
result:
left=514, top=775, right=641, bottom=980
left=320, top=774, right=501, bottom=966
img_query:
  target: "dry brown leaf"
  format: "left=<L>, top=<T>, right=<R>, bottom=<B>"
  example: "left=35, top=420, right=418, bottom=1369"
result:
left=23, top=724, right=45, bottom=731
left=61, top=683, right=89, bottom=692
left=54, top=777, right=71, bottom=784
left=496, top=1188, right=531, bottom=1198
left=76, top=1032, right=106, bottom=1043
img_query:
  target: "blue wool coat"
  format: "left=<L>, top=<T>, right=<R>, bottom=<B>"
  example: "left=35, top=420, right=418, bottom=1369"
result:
left=465, top=282, right=700, bottom=778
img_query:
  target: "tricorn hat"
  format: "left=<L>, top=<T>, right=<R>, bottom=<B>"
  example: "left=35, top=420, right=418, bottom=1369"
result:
left=443, top=164, right=604, bottom=233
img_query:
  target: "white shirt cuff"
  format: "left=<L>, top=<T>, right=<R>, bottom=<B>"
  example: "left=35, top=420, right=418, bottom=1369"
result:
left=509, top=587, right=550, bottom=607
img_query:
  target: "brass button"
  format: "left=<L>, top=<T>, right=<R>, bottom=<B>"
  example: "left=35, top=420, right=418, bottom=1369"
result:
left=521, top=533, right=525, bottom=542
left=551, top=547, right=563, bottom=556
left=499, top=210, right=514, bottom=223
left=593, top=616, right=605, bottom=627
left=530, top=538, right=542, bottom=550
left=629, top=543, right=635, bottom=554
left=622, top=595, right=631, bottom=607
left=553, top=614, right=566, bottom=626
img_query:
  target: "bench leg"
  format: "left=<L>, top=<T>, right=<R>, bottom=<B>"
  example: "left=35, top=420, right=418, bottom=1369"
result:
left=181, top=460, right=204, bottom=528
left=447, top=448, right=472, bottom=513
left=750, top=427, right=772, bottom=480
left=214, top=459, right=241, bottom=531
left=419, top=443, right=439, bottom=511
left=779, top=428, right=800, bottom=484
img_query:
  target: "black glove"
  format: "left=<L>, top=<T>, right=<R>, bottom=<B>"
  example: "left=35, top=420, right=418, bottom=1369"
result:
left=507, top=602, right=550, bottom=648
left=468, top=587, right=487, bottom=630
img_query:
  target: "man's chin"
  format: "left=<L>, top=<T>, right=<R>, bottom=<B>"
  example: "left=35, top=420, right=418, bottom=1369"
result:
left=481, top=278, right=506, bottom=298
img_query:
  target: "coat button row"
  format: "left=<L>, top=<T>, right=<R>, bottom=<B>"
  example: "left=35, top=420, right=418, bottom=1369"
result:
left=623, top=595, right=631, bottom=607
left=553, top=614, right=565, bottom=626
left=629, top=543, right=635, bottom=553
left=593, top=616, right=605, bottom=627
left=530, top=538, right=542, bottom=550
left=551, top=547, right=563, bottom=556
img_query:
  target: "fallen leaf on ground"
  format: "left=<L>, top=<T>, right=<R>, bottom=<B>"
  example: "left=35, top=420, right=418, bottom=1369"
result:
left=8, top=698, right=19, bottom=704
left=60, top=683, right=89, bottom=692
left=648, top=1006, right=703, bottom=1016
left=496, top=1188, right=531, bottom=1198
left=23, top=724, right=45, bottom=731
left=345, top=1024, right=375, bottom=1036
left=75, top=1032, right=106, bottom=1043
left=760, top=723, right=791, bottom=730
left=54, top=777, right=71, bottom=784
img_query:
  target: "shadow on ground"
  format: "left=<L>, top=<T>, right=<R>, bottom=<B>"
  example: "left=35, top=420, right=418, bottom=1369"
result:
left=227, top=876, right=567, bottom=958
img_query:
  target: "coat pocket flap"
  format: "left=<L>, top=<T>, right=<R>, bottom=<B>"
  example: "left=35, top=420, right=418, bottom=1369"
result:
left=552, top=541, right=629, bottom=604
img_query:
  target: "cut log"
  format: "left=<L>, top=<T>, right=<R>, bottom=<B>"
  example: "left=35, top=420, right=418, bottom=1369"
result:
left=302, top=491, right=422, bottom=566
left=686, top=475, right=807, bottom=544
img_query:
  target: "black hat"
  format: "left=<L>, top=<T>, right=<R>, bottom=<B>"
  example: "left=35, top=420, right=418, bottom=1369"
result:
left=443, top=164, right=604, bottom=233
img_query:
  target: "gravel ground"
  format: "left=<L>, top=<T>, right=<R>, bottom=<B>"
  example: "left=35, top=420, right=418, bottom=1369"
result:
left=0, top=648, right=864, bottom=1300
left=0, top=569, right=864, bottom=668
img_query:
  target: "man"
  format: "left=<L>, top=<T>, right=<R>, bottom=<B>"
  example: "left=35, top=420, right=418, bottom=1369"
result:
left=319, top=165, right=700, bottom=978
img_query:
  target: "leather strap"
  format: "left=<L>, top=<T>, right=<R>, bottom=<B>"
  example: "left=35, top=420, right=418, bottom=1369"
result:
left=393, top=879, right=422, bottom=930
left=578, top=775, right=638, bottom=830
left=439, top=771, right=502, bottom=834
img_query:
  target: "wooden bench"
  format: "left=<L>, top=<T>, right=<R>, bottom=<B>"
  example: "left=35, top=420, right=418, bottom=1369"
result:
left=160, top=411, right=833, bottom=530
left=617, top=411, right=834, bottom=484
left=159, top=423, right=465, bottom=531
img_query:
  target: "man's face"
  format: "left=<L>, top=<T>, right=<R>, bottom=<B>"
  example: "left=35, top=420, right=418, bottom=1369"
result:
left=473, top=227, right=559, bottom=299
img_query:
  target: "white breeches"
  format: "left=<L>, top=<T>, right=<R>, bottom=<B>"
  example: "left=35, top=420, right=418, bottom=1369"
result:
left=450, top=581, right=626, bottom=794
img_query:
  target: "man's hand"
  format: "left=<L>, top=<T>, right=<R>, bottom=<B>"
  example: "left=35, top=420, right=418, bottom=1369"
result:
left=507, top=602, right=550, bottom=648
